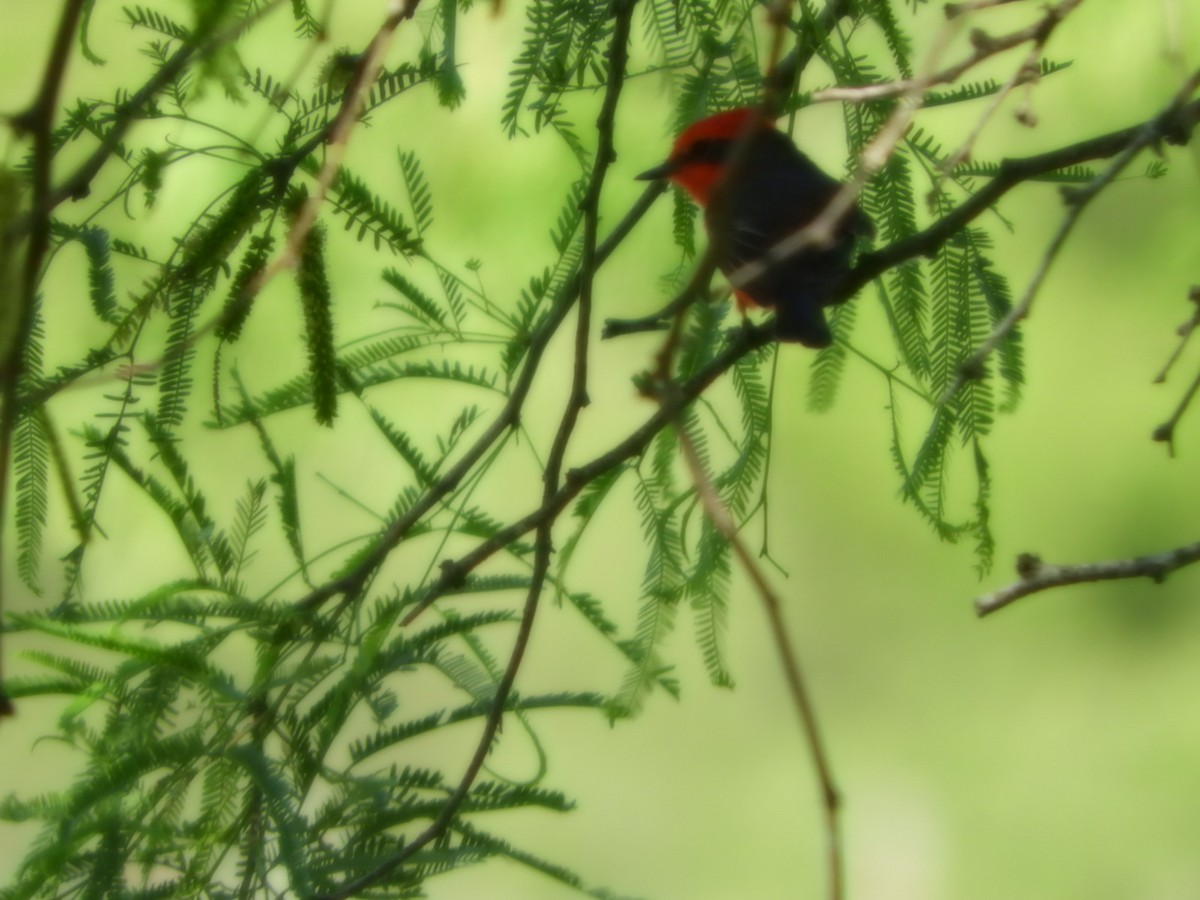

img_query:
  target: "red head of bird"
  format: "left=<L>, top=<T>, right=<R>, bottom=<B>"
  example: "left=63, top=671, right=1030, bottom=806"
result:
left=635, top=108, right=772, bottom=205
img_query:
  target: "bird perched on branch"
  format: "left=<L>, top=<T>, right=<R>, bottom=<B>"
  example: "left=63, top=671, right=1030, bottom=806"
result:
left=636, top=107, right=873, bottom=348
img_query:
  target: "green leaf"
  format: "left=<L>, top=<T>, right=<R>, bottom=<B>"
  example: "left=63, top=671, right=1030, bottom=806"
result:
left=296, top=223, right=338, bottom=425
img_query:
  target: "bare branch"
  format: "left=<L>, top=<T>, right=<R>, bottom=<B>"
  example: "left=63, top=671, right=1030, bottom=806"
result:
left=976, top=542, right=1200, bottom=616
left=1152, top=286, right=1200, bottom=455
left=811, top=0, right=1084, bottom=105
left=1152, top=285, right=1200, bottom=385
left=1152, top=364, right=1200, bottom=456
left=940, top=68, right=1200, bottom=405
left=674, top=419, right=843, bottom=900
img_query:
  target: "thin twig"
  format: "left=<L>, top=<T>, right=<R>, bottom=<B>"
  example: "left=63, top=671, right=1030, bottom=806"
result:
left=250, top=0, right=421, bottom=296
left=935, top=44, right=1041, bottom=179
left=811, top=0, right=1082, bottom=105
left=975, top=542, right=1200, bottom=616
left=1152, top=286, right=1200, bottom=385
left=1152, top=365, right=1200, bottom=456
left=674, top=418, right=842, bottom=900
left=934, top=0, right=1086, bottom=195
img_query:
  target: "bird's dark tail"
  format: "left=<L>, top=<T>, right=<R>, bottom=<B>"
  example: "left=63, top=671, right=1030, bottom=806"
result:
left=772, top=299, right=832, bottom=348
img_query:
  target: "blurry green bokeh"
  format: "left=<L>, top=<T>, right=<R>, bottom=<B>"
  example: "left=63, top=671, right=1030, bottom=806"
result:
left=2, top=2, right=1200, bottom=898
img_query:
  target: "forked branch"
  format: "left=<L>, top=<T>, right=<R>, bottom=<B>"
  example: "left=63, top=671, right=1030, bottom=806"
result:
left=976, top=542, right=1200, bottom=616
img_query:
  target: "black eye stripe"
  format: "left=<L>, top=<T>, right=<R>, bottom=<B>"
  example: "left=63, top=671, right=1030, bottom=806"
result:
left=687, top=139, right=729, bottom=163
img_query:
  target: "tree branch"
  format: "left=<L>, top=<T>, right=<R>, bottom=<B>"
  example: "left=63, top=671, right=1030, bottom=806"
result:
left=939, top=68, right=1200, bottom=405
left=811, top=0, right=1084, bottom=105
left=0, top=0, right=89, bottom=720
left=402, top=321, right=774, bottom=625
left=674, top=417, right=842, bottom=900
left=314, top=5, right=639, bottom=896
left=7, top=1, right=286, bottom=232
left=975, top=542, right=1200, bottom=616
left=1152, top=361, right=1200, bottom=457
left=844, top=94, right=1200, bottom=299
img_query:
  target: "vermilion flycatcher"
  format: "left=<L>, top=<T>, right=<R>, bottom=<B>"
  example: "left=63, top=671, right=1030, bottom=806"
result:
left=636, top=107, right=873, bottom=348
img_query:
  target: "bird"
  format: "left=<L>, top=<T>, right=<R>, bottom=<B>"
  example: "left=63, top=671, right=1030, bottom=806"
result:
left=636, top=107, right=873, bottom=348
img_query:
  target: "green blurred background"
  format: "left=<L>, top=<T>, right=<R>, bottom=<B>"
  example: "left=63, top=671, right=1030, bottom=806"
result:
left=3, top=1, right=1200, bottom=898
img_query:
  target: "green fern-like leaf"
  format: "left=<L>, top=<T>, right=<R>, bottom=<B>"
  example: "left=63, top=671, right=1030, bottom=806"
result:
left=216, top=232, right=274, bottom=343
left=434, top=0, right=466, bottom=108
left=451, top=820, right=587, bottom=891
left=808, top=321, right=851, bottom=412
left=687, top=518, right=733, bottom=688
left=228, top=743, right=315, bottom=896
left=322, top=165, right=422, bottom=256
left=289, top=0, right=322, bottom=36
left=297, top=223, right=338, bottom=426
left=123, top=4, right=192, bottom=40
left=158, top=281, right=203, bottom=431
left=503, top=0, right=568, bottom=136
left=51, top=222, right=119, bottom=323
left=240, top=388, right=310, bottom=583
left=642, top=0, right=716, bottom=80
left=160, top=168, right=269, bottom=429
left=968, top=239, right=1023, bottom=412
left=869, top=149, right=930, bottom=379
left=225, top=478, right=269, bottom=593
left=554, top=462, right=630, bottom=603
left=398, top=149, right=434, bottom=237
left=15, top=307, right=48, bottom=595
left=365, top=406, right=438, bottom=486
left=381, top=267, right=455, bottom=332
left=672, top=185, right=698, bottom=259
left=362, top=62, right=437, bottom=119
left=613, top=450, right=688, bottom=719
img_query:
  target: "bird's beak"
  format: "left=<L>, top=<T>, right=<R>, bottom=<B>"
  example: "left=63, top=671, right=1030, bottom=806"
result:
left=634, top=159, right=676, bottom=181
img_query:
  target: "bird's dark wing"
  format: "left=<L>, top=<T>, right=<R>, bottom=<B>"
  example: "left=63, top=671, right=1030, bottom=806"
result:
left=705, top=132, right=869, bottom=346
